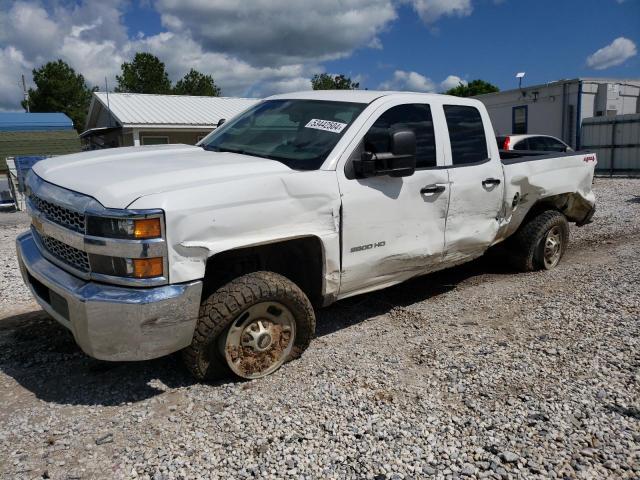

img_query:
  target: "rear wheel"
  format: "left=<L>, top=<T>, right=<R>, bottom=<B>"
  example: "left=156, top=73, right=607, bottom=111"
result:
left=507, top=210, right=569, bottom=272
left=183, top=271, right=315, bottom=380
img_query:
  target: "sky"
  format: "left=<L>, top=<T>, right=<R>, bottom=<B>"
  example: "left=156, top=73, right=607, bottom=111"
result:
left=0, top=0, right=638, bottom=111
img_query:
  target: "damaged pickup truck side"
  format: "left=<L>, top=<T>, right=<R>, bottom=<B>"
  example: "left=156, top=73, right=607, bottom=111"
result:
left=16, top=91, right=596, bottom=379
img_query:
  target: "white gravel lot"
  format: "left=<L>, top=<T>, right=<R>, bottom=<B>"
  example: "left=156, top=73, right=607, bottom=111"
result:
left=0, top=210, right=34, bottom=312
left=0, top=178, right=638, bottom=480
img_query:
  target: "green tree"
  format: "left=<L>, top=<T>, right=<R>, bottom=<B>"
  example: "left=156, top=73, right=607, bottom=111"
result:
left=22, top=60, right=93, bottom=132
left=173, top=69, right=221, bottom=96
left=445, top=79, right=499, bottom=97
left=115, top=52, right=172, bottom=94
left=311, top=73, right=359, bottom=90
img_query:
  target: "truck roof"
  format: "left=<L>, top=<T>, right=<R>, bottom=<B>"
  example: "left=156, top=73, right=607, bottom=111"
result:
left=265, top=90, right=449, bottom=104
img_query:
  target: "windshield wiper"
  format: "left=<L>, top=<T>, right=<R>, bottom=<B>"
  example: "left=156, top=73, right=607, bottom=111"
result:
left=201, top=144, right=296, bottom=167
left=202, top=145, right=245, bottom=154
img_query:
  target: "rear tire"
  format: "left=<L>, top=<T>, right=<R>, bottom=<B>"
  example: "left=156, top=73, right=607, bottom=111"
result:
left=506, top=210, right=569, bottom=272
left=183, top=271, right=315, bottom=381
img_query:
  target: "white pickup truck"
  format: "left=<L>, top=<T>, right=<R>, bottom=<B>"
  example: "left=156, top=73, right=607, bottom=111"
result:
left=16, top=91, right=596, bottom=380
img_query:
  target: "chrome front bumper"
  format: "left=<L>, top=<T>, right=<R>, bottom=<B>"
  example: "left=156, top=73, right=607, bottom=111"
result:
left=16, top=231, right=203, bottom=361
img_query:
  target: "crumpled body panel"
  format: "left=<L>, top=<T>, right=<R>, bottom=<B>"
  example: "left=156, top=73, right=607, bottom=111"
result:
left=496, top=153, right=597, bottom=243
left=130, top=169, right=342, bottom=299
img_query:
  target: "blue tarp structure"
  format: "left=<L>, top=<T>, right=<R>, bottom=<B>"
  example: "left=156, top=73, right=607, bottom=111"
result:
left=14, top=156, right=49, bottom=192
left=0, top=113, right=74, bottom=132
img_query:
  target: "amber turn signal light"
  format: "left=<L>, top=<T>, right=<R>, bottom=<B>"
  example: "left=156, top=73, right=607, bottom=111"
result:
left=132, top=257, right=163, bottom=278
left=133, top=218, right=162, bottom=239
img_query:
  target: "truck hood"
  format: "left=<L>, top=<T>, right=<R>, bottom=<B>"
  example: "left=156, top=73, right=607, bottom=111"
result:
left=32, top=144, right=293, bottom=209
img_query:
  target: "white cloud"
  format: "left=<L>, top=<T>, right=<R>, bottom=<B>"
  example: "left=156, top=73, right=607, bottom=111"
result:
left=0, top=1, right=131, bottom=109
left=409, top=0, right=473, bottom=24
left=379, top=70, right=436, bottom=91
left=0, top=0, right=493, bottom=111
left=0, top=2, right=61, bottom=59
left=379, top=70, right=466, bottom=92
left=129, top=31, right=311, bottom=97
left=0, top=0, right=399, bottom=110
left=155, top=0, right=397, bottom=66
left=440, top=75, right=467, bottom=91
left=0, top=46, right=32, bottom=111
left=586, top=37, right=637, bottom=70
left=254, top=77, right=313, bottom=97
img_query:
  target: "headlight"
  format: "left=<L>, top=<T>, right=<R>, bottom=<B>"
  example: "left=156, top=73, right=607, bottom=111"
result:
left=132, top=257, right=164, bottom=278
left=87, top=216, right=162, bottom=239
left=89, top=254, right=164, bottom=279
left=84, top=210, right=166, bottom=281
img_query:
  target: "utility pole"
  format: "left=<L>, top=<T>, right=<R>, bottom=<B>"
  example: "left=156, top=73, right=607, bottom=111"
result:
left=105, top=77, right=114, bottom=127
left=22, top=74, right=29, bottom=112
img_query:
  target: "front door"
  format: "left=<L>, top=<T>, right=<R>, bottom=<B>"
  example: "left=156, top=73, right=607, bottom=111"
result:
left=337, top=101, right=450, bottom=297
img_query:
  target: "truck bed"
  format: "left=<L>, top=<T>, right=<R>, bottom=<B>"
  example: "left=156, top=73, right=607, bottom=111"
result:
left=494, top=150, right=597, bottom=242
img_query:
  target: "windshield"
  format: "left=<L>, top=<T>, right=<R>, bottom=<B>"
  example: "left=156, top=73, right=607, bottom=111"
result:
left=200, top=99, right=366, bottom=170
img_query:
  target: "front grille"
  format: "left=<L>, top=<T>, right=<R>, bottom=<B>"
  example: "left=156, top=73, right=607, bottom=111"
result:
left=29, top=194, right=86, bottom=233
left=37, top=231, right=90, bottom=273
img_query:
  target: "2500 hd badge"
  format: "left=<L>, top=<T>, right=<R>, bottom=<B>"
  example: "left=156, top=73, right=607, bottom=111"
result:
left=350, top=241, right=386, bottom=253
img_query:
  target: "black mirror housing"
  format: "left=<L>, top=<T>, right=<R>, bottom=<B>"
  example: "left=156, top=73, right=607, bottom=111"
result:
left=390, top=130, right=416, bottom=157
left=353, top=129, right=417, bottom=178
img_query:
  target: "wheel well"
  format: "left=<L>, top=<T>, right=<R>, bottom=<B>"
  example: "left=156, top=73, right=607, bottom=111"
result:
left=523, top=195, right=569, bottom=223
left=202, top=237, right=324, bottom=306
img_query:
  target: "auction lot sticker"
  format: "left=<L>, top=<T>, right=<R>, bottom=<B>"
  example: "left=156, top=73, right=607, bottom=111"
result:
left=305, top=119, right=347, bottom=134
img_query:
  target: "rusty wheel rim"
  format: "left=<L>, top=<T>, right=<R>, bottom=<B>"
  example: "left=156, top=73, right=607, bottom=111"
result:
left=223, top=301, right=295, bottom=379
left=543, top=226, right=563, bottom=269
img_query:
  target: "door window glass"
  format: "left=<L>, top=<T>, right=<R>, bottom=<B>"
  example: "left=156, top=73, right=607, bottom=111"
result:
left=513, top=139, right=529, bottom=150
left=543, top=137, right=567, bottom=151
left=528, top=136, right=547, bottom=151
left=444, top=105, right=488, bottom=165
left=365, top=104, right=436, bottom=168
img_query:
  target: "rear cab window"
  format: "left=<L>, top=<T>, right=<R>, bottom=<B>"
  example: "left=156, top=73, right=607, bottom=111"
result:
left=444, top=105, right=488, bottom=165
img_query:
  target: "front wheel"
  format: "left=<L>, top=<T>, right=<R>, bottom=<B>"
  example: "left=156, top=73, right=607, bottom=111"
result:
left=506, top=210, right=569, bottom=272
left=183, top=271, right=315, bottom=380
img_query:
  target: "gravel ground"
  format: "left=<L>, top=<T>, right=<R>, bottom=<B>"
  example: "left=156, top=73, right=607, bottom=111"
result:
left=0, top=178, right=638, bottom=480
left=0, top=210, right=33, bottom=313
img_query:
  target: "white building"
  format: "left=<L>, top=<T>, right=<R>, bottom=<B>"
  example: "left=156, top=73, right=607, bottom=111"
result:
left=474, top=78, right=640, bottom=149
left=82, top=92, right=260, bottom=149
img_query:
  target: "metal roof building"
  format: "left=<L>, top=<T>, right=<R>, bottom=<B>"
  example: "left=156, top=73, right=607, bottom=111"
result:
left=0, top=113, right=80, bottom=172
left=83, top=92, right=260, bottom=149
left=0, top=112, right=75, bottom=132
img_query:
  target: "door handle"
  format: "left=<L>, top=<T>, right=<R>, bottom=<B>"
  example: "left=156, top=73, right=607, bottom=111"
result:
left=420, top=184, right=446, bottom=194
left=482, top=178, right=501, bottom=187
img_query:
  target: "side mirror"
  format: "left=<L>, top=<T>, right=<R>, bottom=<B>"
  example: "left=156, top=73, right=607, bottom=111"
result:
left=217, top=118, right=226, bottom=127
left=353, top=129, right=417, bottom=178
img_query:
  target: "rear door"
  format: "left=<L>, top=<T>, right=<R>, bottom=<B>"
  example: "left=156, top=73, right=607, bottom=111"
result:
left=442, top=104, right=504, bottom=263
left=337, top=100, right=450, bottom=296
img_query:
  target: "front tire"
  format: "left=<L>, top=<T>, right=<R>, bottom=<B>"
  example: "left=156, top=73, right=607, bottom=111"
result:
left=183, top=271, right=315, bottom=381
left=507, top=210, right=569, bottom=272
